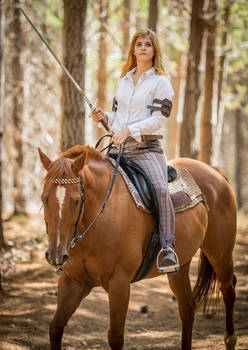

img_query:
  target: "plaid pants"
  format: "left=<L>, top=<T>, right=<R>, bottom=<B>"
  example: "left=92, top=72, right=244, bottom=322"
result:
left=110, top=139, right=175, bottom=248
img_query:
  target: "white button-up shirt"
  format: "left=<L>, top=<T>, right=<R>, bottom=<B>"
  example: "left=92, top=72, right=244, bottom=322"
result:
left=106, top=67, right=174, bottom=142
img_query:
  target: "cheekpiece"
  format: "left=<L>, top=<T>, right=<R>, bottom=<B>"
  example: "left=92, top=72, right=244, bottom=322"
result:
left=49, top=177, right=80, bottom=185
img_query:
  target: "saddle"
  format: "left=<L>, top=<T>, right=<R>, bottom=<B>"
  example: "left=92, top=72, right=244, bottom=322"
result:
left=109, top=154, right=179, bottom=217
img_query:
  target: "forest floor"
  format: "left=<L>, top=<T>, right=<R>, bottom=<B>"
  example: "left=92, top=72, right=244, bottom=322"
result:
left=0, top=213, right=248, bottom=350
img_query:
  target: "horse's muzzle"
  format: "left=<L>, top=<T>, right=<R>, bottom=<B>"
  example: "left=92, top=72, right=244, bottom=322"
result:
left=45, top=251, right=69, bottom=266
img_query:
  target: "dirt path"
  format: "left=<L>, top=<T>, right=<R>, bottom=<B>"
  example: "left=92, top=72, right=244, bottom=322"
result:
left=0, top=213, right=247, bottom=350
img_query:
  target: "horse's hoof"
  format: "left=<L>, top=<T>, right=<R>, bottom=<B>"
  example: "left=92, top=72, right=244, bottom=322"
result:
left=224, top=332, right=237, bottom=350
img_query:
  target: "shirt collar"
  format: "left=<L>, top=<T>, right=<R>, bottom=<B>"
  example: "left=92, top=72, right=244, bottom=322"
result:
left=125, top=67, right=156, bottom=80
left=143, top=67, right=156, bottom=77
left=125, top=68, right=136, bottom=80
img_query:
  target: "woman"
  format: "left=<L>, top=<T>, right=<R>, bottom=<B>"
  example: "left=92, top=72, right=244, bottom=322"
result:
left=92, top=29, right=179, bottom=274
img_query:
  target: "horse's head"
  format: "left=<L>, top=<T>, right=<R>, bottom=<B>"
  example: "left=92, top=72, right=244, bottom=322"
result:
left=38, top=146, right=87, bottom=267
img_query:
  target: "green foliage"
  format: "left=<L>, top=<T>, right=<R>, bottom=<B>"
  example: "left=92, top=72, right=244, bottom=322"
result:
left=135, top=0, right=149, bottom=22
left=8, top=213, right=29, bottom=225
left=42, top=0, right=63, bottom=33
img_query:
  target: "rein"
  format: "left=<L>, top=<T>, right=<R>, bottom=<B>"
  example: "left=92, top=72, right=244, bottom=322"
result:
left=95, top=134, right=113, bottom=153
left=70, top=141, right=123, bottom=247
left=72, top=175, right=85, bottom=239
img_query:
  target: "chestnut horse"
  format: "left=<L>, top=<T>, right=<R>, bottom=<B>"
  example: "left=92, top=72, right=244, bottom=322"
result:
left=38, top=145, right=237, bottom=350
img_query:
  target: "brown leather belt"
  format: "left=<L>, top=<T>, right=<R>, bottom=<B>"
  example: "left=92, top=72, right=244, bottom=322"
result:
left=140, top=135, right=163, bottom=141
left=126, top=135, right=163, bottom=142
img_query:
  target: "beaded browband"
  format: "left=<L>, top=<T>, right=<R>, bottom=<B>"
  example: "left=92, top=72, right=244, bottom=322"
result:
left=49, top=177, right=80, bottom=185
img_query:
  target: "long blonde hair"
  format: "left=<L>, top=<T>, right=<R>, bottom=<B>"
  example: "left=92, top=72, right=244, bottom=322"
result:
left=121, top=29, right=167, bottom=77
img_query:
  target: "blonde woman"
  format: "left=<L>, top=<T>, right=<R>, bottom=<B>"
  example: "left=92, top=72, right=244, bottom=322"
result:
left=92, top=29, right=179, bottom=274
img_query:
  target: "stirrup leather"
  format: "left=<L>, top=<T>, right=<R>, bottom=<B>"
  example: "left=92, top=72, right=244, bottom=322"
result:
left=156, top=247, right=179, bottom=273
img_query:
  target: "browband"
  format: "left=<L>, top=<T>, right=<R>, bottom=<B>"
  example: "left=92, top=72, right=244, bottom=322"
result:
left=49, top=177, right=80, bottom=185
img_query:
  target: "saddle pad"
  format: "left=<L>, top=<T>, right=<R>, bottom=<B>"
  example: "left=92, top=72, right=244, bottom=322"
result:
left=168, top=165, right=205, bottom=212
left=109, top=159, right=206, bottom=213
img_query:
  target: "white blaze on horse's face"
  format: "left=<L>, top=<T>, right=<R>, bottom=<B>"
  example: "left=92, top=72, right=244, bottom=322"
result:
left=56, top=185, right=66, bottom=219
left=55, top=186, right=66, bottom=250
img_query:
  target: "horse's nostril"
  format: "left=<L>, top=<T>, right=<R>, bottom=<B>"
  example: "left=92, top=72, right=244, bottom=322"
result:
left=62, top=254, right=69, bottom=263
left=45, top=251, right=50, bottom=262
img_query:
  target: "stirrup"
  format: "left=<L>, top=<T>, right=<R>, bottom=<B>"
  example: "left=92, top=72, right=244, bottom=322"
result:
left=156, top=247, right=179, bottom=274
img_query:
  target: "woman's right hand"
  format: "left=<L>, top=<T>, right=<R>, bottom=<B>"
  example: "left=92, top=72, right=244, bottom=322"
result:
left=91, top=108, right=107, bottom=123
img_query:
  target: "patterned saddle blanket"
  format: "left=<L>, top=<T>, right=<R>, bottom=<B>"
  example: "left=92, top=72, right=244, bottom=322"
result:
left=109, top=158, right=206, bottom=214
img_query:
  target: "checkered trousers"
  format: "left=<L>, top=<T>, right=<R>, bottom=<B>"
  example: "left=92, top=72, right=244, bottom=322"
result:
left=110, top=139, right=175, bottom=248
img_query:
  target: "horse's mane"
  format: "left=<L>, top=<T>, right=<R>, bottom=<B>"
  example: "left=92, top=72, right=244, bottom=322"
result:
left=62, top=145, right=105, bottom=161
left=44, top=145, right=106, bottom=183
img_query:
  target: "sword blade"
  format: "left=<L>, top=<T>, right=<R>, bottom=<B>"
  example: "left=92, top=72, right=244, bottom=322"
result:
left=20, top=8, right=111, bottom=132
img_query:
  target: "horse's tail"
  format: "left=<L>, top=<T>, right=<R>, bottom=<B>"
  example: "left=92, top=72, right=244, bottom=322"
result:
left=193, top=250, right=221, bottom=314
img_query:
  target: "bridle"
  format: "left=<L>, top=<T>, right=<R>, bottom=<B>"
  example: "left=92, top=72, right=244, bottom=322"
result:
left=72, top=176, right=85, bottom=242
left=47, top=138, right=123, bottom=249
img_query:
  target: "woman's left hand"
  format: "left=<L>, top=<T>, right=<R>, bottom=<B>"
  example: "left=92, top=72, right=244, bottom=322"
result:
left=112, top=127, right=130, bottom=145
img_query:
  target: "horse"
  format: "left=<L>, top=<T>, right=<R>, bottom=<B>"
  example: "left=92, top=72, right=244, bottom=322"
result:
left=38, top=144, right=237, bottom=350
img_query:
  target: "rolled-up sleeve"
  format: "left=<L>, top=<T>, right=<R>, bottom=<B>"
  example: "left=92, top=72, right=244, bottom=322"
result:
left=128, top=76, right=174, bottom=137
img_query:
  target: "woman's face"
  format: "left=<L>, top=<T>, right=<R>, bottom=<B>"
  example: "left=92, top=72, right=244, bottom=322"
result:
left=133, top=36, right=154, bottom=64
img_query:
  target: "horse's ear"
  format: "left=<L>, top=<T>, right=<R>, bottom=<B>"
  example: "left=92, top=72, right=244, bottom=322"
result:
left=38, top=147, right=52, bottom=170
left=72, top=151, right=87, bottom=175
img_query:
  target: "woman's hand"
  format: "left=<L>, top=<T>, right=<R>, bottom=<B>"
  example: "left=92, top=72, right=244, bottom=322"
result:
left=112, top=127, right=130, bottom=145
left=91, top=108, right=107, bottom=123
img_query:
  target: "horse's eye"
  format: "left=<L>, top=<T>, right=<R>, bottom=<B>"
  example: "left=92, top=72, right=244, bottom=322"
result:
left=73, top=199, right=80, bottom=207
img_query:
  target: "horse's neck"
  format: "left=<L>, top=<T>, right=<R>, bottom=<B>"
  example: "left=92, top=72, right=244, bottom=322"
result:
left=82, top=158, right=112, bottom=205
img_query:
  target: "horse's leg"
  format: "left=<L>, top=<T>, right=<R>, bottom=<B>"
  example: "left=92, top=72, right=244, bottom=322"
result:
left=202, top=210, right=237, bottom=350
left=168, top=262, right=194, bottom=350
left=206, top=253, right=237, bottom=350
left=222, top=273, right=237, bottom=350
left=107, top=274, right=130, bottom=350
left=50, top=272, right=92, bottom=350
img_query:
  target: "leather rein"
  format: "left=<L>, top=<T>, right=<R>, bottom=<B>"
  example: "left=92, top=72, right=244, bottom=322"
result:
left=70, top=136, right=123, bottom=248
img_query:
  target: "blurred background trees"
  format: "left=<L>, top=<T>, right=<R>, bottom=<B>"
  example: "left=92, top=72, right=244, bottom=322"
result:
left=0, top=0, right=247, bottom=245
left=0, top=0, right=4, bottom=248
left=61, top=0, right=87, bottom=151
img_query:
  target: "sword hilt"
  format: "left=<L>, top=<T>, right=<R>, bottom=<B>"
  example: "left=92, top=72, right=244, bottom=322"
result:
left=88, top=98, right=98, bottom=118
left=89, top=99, right=112, bottom=133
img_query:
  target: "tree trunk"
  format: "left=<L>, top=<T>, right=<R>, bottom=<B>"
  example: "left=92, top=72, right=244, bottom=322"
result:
left=168, top=51, right=185, bottom=160
left=198, top=0, right=217, bottom=164
left=212, top=0, right=231, bottom=165
left=9, top=0, right=25, bottom=215
left=96, top=0, right=108, bottom=140
left=0, top=0, right=4, bottom=249
left=217, top=0, right=231, bottom=118
left=179, top=0, right=205, bottom=158
left=148, top=0, right=158, bottom=32
left=61, top=0, right=87, bottom=151
left=235, top=108, right=243, bottom=208
left=122, top=0, right=131, bottom=59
